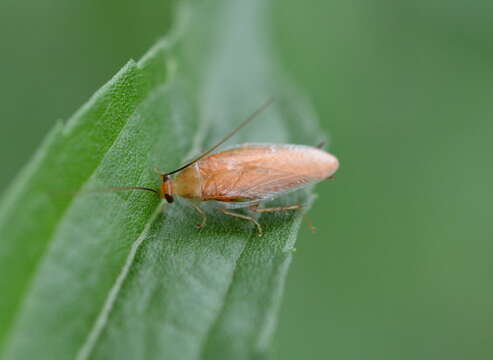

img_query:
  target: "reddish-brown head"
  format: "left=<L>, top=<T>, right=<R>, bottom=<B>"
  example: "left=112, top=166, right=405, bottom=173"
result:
left=88, top=99, right=273, bottom=204
left=160, top=174, right=174, bottom=203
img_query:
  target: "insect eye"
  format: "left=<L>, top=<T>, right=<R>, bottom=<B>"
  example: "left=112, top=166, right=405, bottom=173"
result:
left=164, top=194, right=174, bottom=203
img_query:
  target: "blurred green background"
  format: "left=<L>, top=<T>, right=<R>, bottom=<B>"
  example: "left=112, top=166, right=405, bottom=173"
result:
left=1, top=1, right=492, bottom=359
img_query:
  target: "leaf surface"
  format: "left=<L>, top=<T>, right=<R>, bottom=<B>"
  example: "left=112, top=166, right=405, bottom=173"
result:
left=0, top=1, right=323, bottom=359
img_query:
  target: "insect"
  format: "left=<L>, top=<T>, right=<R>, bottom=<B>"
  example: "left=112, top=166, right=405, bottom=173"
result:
left=104, top=99, right=339, bottom=236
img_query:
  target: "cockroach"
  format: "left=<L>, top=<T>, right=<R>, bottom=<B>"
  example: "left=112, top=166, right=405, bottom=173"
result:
left=102, top=99, right=339, bottom=236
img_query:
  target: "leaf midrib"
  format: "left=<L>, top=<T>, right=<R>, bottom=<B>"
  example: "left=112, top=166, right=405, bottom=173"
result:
left=74, top=202, right=164, bottom=360
left=1, top=59, right=171, bottom=353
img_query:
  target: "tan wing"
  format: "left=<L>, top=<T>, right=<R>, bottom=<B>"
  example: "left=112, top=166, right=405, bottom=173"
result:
left=197, top=143, right=338, bottom=203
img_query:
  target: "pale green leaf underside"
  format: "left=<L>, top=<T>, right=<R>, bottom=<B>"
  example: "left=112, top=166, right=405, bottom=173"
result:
left=0, top=1, right=323, bottom=359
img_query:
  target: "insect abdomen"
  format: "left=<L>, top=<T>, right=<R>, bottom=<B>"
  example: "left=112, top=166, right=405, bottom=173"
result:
left=196, top=144, right=339, bottom=202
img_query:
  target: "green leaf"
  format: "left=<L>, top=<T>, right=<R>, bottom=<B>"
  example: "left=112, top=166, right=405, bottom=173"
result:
left=0, top=1, right=323, bottom=359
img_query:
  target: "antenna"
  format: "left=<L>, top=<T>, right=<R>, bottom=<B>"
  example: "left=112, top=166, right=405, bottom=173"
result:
left=165, top=97, right=274, bottom=176
left=82, top=186, right=159, bottom=196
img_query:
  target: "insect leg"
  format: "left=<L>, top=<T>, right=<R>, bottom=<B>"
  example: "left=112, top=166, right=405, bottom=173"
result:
left=250, top=205, right=316, bottom=233
left=220, top=208, right=263, bottom=237
left=191, top=203, right=207, bottom=229
left=303, top=214, right=317, bottom=233
left=249, top=204, right=302, bottom=213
